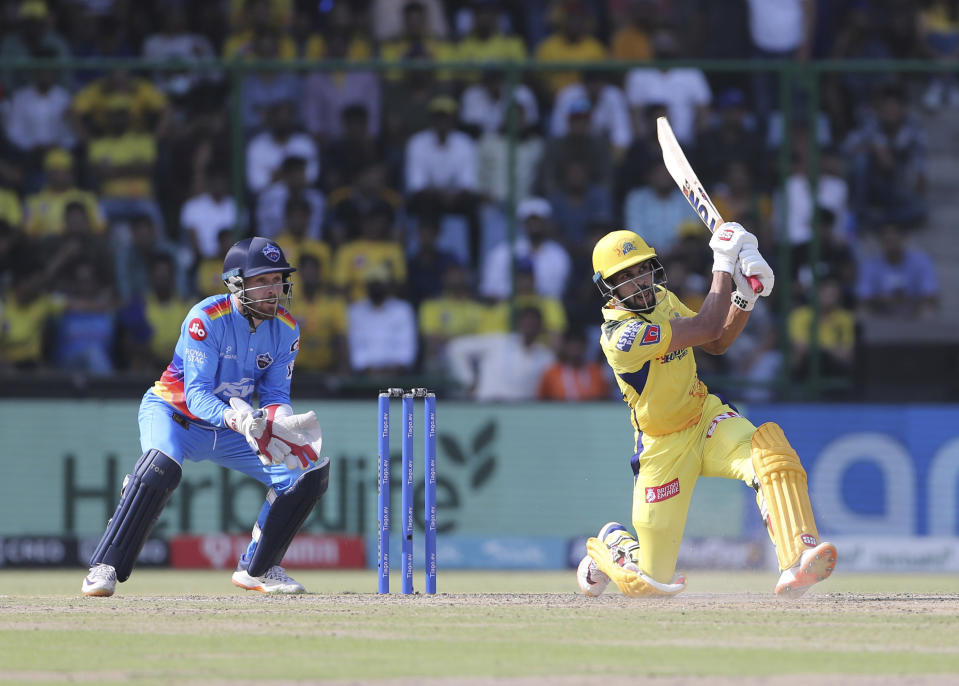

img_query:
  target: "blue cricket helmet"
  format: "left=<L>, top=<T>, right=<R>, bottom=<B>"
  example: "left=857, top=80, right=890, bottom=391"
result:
left=222, top=236, right=296, bottom=281
left=222, top=237, right=295, bottom=319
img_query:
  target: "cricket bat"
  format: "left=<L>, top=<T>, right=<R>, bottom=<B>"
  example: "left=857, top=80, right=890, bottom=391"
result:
left=656, top=116, right=763, bottom=293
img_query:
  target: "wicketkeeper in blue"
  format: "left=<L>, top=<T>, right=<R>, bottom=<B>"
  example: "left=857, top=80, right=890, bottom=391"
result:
left=82, top=237, right=329, bottom=596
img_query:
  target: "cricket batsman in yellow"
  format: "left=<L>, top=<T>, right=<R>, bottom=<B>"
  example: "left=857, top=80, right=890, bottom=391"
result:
left=576, top=223, right=837, bottom=598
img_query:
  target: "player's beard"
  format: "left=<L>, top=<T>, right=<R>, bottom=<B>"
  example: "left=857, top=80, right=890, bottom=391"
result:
left=248, top=297, right=279, bottom=320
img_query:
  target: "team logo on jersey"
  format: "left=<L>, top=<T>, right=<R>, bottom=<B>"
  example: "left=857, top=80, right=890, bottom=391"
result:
left=262, top=243, right=281, bottom=262
left=188, top=318, right=207, bottom=341
left=645, top=478, right=680, bottom=503
left=640, top=325, right=660, bottom=345
left=256, top=352, right=274, bottom=369
left=290, top=337, right=300, bottom=353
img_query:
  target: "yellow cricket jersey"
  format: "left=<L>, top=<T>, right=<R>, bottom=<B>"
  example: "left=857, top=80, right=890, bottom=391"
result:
left=600, top=290, right=708, bottom=438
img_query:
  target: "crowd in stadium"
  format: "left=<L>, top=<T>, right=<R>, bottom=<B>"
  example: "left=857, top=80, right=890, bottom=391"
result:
left=0, top=0, right=946, bottom=399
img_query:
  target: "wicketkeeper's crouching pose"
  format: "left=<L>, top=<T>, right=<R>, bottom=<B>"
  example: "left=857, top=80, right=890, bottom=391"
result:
left=82, top=237, right=329, bottom=597
left=577, top=224, right=836, bottom=599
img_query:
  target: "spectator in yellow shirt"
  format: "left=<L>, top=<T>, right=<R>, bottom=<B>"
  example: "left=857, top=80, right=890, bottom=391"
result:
left=418, top=263, right=489, bottom=373
left=88, top=95, right=165, bottom=233
left=291, top=253, right=349, bottom=374
left=788, top=276, right=856, bottom=380
left=483, top=260, right=567, bottom=350
left=118, top=254, right=192, bottom=372
left=273, top=195, right=332, bottom=281
left=70, top=69, right=170, bottom=139
left=534, top=1, right=607, bottom=96
left=223, top=0, right=297, bottom=59
left=195, top=229, right=236, bottom=298
left=610, top=0, right=654, bottom=62
left=333, top=204, right=407, bottom=302
left=455, top=0, right=527, bottom=82
left=380, top=1, right=454, bottom=82
left=24, top=148, right=106, bottom=237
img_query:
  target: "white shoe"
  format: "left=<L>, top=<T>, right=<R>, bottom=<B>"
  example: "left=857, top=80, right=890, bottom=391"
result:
left=82, top=563, right=117, bottom=597
left=232, top=565, right=306, bottom=594
left=576, top=522, right=640, bottom=597
left=775, top=541, right=837, bottom=599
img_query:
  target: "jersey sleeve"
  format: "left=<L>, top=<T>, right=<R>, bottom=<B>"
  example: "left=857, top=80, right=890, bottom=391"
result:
left=602, top=317, right=672, bottom=373
left=258, top=321, right=299, bottom=408
left=180, top=308, right=231, bottom=426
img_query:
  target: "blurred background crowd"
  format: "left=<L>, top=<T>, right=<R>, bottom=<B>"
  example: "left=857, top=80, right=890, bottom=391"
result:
left=0, top=0, right=955, bottom=401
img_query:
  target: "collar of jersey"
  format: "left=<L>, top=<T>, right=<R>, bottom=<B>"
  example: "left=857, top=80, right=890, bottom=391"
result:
left=602, top=306, right=638, bottom=322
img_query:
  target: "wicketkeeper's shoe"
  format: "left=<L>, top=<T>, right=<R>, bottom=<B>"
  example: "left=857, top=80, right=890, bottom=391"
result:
left=81, top=563, right=117, bottom=597
left=232, top=565, right=306, bottom=594
left=576, top=522, right=640, bottom=597
left=775, top=541, right=837, bottom=599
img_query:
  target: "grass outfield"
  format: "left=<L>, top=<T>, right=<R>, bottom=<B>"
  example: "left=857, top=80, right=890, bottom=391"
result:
left=1, top=569, right=959, bottom=685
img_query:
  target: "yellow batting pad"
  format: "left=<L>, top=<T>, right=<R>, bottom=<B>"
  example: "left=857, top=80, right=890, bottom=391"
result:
left=585, top=538, right=686, bottom=598
left=751, top=422, right=820, bottom=571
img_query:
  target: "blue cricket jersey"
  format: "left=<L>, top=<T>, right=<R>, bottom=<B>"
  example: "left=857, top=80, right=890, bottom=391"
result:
left=151, top=294, right=300, bottom=428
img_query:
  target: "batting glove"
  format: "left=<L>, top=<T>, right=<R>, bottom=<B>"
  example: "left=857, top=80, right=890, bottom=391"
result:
left=709, top=222, right=759, bottom=275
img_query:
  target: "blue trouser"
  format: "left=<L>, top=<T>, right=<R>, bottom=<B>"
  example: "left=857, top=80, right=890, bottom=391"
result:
left=138, top=390, right=308, bottom=567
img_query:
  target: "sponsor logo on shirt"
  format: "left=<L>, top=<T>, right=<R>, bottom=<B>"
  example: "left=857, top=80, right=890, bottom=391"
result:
left=286, top=362, right=294, bottom=379
left=615, top=321, right=642, bottom=351
left=256, top=352, right=274, bottom=369
left=645, top=478, right=680, bottom=503
left=188, top=318, right=207, bottom=340
left=290, top=337, right=300, bottom=353
left=184, top=348, right=207, bottom=366
left=213, top=379, right=254, bottom=396
left=659, top=348, right=687, bottom=364
left=706, top=410, right=740, bottom=438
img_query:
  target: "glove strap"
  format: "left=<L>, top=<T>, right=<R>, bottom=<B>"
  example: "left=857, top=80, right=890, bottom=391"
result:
left=732, top=290, right=755, bottom=312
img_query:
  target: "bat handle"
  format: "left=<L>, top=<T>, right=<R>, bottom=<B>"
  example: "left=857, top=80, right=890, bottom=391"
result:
left=747, top=275, right=764, bottom=294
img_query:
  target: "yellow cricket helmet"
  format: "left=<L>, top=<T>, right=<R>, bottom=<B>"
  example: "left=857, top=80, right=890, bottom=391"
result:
left=592, top=230, right=656, bottom=280
left=591, top=230, right=666, bottom=312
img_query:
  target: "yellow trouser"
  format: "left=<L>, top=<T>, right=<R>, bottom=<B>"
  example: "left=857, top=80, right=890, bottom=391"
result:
left=631, top=394, right=755, bottom=583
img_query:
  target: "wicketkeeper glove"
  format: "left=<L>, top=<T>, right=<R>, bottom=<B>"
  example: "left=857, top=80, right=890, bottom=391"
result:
left=709, top=221, right=758, bottom=275
left=224, top=398, right=323, bottom=470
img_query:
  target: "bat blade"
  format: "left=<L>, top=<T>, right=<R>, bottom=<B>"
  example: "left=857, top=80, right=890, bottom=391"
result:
left=656, top=116, right=763, bottom=294
left=656, top=116, right=724, bottom=232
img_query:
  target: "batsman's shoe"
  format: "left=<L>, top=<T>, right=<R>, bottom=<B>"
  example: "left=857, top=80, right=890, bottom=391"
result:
left=577, top=554, right=610, bottom=597
left=81, top=563, right=117, bottom=597
left=577, top=522, right=640, bottom=597
left=232, top=565, right=306, bottom=594
left=775, top=541, right=837, bottom=599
